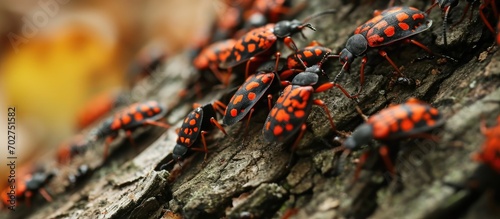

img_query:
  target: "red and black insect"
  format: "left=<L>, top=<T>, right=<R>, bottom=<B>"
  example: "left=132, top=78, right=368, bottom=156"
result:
left=221, top=10, right=335, bottom=69
left=339, top=98, right=444, bottom=179
left=426, top=0, right=498, bottom=46
left=472, top=115, right=500, bottom=173
left=193, top=39, right=237, bottom=85
left=339, top=6, right=455, bottom=94
left=56, top=134, right=88, bottom=164
left=1, top=169, right=54, bottom=209
left=262, top=53, right=354, bottom=154
left=223, top=56, right=291, bottom=127
left=172, top=101, right=227, bottom=162
left=90, top=100, right=170, bottom=159
left=286, top=41, right=336, bottom=72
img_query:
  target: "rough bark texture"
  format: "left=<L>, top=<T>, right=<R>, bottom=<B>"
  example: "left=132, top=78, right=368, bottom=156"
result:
left=3, top=0, right=500, bottom=218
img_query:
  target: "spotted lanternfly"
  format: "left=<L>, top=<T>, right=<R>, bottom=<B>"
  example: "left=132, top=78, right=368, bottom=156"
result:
left=262, top=52, right=354, bottom=154
left=340, top=98, right=444, bottom=178
left=426, top=0, right=498, bottom=46
left=90, top=100, right=170, bottom=160
left=221, top=10, right=335, bottom=69
left=472, top=115, right=500, bottom=173
left=193, top=39, right=237, bottom=85
left=339, top=6, right=455, bottom=94
left=223, top=56, right=290, bottom=127
left=172, top=101, right=228, bottom=162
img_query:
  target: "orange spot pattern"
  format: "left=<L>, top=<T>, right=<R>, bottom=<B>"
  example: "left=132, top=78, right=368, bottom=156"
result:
left=232, top=95, right=244, bottom=105
left=193, top=40, right=236, bottom=69
left=134, top=113, right=144, bottom=121
left=230, top=109, right=238, bottom=117
left=398, top=22, right=409, bottom=30
left=367, top=34, right=385, bottom=47
left=384, top=26, right=395, bottom=37
left=303, top=50, right=313, bottom=58
left=261, top=74, right=273, bottom=83
left=355, top=15, right=384, bottom=35
left=108, top=101, right=166, bottom=131
left=140, top=105, right=150, bottom=112
left=176, top=110, right=202, bottom=147
left=412, top=13, right=424, bottom=20
left=189, top=119, right=197, bottom=126
left=111, top=119, right=121, bottom=130
left=396, top=12, right=409, bottom=22
left=122, top=115, right=132, bottom=125
left=245, top=81, right=260, bottom=91
left=273, top=126, right=283, bottom=136
left=248, top=44, right=256, bottom=53
left=314, top=48, right=322, bottom=56
left=226, top=24, right=275, bottom=66
left=368, top=99, right=441, bottom=139
left=153, top=107, right=161, bottom=113
left=248, top=92, right=256, bottom=101
left=264, top=85, right=314, bottom=141
left=357, top=7, right=428, bottom=47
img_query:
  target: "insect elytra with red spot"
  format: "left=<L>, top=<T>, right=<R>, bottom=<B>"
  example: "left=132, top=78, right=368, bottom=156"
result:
left=193, top=39, right=237, bottom=85
left=286, top=41, right=335, bottom=70
left=221, top=10, right=336, bottom=69
left=339, top=6, right=455, bottom=94
left=172, top=102, right=227, bottom=161
left=223, top=57, right=290, bottom=126
left=340, top=98, right=444, bottom=178
left=194, top=39, right=237, bottom=70
left=344, top=98, right=444, bottom=150
left=262, top=52, right=354, bottom=151
left=1, top=169, right=55, bottom=209
left=90, top=100, right=170, bottom=159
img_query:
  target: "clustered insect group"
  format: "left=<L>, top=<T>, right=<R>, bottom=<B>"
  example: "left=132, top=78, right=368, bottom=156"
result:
left=2, top=0, right=499, bottom=217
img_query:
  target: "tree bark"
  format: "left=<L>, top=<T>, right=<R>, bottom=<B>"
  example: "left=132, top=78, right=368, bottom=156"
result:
left=5, top=0, right=500, bottom=219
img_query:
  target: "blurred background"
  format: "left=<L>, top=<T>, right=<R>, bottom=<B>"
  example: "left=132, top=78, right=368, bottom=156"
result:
left=0, top=0, right=221, bottom=189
